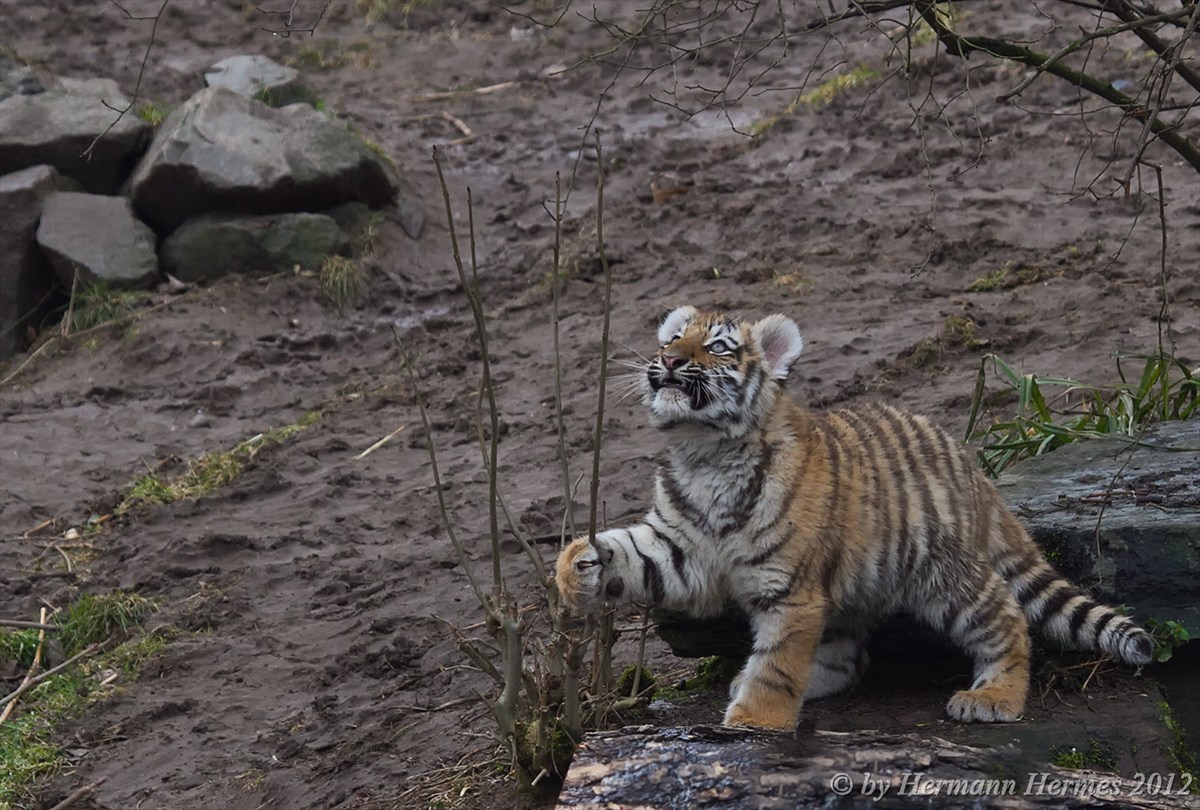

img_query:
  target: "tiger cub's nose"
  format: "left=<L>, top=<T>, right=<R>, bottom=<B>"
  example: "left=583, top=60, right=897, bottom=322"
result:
left=661, top=354, right=688, bottom=370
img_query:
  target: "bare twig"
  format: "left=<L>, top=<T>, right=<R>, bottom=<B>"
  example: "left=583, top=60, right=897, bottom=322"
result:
left=0, top=619, right=59, bottom=631
left=550, top=172, right=577, bottom=543
left=0, top=608, right=47, bottom=723
left=586, top=129, right=613, bottom=546
left=47, top=778, right=108, bottom=810
left=916, top=1, right=1200, bottom=174
left=61, top=267, right=79, bottom=339
left=440, top=111, right=473, bottom=138
left=256, top=0, right=332, bottom=36
left=997, top=6, right=1197, bottom=102
left=83, top=0, right=169, bottom=160
left=355, top=424, right=407, bottom=459
left=412, top=81, right=518, bottom=103
left=3, top=289, right=192, bottom=388
left=0, top=336, right=58, bottom=387
left=393, top=333, right=492, bottom=617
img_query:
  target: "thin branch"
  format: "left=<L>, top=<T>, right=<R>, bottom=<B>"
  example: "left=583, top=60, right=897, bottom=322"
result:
left=586, top=129, right=613, bottom=545
left=1105, top=0, right=1200, bottom=96
left=47, top=778, right=108, bottom=810
left=256, top=0, right=332, bottom=37
left=83, top=0, right=169, bottom=160
left=0, top=642, right=103, bottom=713
left=997, top=6, right=1197, bottom=101
left=394, top=332, right=492, bottom=618
left=550, top=172, right=577, bottom=542
left=0, top=619, right=59, bottom=631
left=917, top=2, right=1200, bottom=174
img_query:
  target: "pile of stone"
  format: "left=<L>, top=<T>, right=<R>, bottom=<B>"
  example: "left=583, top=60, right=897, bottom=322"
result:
left=0, top=54, right=399, bottom=359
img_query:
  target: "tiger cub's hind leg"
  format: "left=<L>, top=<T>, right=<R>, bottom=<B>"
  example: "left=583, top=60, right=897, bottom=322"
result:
left=934, top=571, right=1030, bottom=723
left=805, top=625, right=870, bottom=700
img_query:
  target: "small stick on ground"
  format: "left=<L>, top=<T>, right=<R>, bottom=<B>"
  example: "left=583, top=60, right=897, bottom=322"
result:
left=356, top=424, right=407, bottom=459
left=412, top=81, right=517, bottom=103
left=22, top=518, right=58, bottom=538
left=0, top=608, right=47, bottom=724
left=0, top=643, right=104, bottom=713
left=0, top=619, right=59, bottom=631
left=440, top=111, right=473, bottom=138
left=47, top=777, right=108, bottom=810
left=61, top=268, right=79, bottom=339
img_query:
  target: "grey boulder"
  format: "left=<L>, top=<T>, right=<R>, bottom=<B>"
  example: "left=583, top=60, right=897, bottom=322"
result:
left=1, top=50, right=45, bottom=99
left=0, top=165, right=71, bottom=358
left=204, top=55, right=308, bottom=107
left=0, top=77, right=150, bottom=193
left=128, top=87, right=398, bottom=233
left=35, top=191, right=159, bottom=289
left=993, top=418, right=1200, bottom=637
left=159, top=212, right=349, bottom=282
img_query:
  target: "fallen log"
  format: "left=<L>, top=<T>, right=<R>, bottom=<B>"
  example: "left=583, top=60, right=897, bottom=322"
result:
left=557, top=724, right=1200, bottom=809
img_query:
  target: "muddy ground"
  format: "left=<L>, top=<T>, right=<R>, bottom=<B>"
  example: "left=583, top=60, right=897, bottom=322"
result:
left=2, top=0, right=1198, bottom=808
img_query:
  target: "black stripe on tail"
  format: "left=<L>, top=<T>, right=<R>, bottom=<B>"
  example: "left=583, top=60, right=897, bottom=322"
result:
left=1011, top=561, right=1153, bottom=666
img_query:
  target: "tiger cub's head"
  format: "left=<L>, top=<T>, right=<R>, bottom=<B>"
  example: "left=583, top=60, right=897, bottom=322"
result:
left=644, top=305, right=803, bottom=433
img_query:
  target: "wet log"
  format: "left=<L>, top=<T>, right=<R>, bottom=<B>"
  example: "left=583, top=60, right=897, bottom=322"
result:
left=557, top=725, right=1200, bottom=809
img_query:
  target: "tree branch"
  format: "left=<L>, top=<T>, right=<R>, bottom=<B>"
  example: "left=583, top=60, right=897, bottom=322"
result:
left=917, top=2, right=1200, bottom=175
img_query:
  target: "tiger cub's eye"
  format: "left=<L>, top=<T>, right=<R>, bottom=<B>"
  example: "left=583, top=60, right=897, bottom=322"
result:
left=708, top=339, right=731, bottom=355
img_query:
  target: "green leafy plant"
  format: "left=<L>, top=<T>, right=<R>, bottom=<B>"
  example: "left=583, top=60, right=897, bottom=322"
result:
left=1146, top=619, right=1193, bottom=664
left=136, top=101, right=170, bottom=126
left=966, top=351, right=1199, bottom=475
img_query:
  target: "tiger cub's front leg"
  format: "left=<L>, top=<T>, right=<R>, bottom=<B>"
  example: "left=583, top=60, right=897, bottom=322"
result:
left=555, top=526, right=689, bottom=613
left=725, top=591, right=827, bottom=730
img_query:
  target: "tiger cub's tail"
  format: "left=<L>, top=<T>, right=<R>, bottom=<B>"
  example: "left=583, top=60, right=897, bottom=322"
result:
left=990, top=507, right=1154, bottom=666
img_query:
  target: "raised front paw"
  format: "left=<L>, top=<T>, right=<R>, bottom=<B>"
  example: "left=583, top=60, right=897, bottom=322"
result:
left=555, top=538, right=621, bottom=613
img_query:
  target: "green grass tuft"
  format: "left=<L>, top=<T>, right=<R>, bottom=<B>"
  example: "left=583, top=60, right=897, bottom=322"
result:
left=320, top=255, right=361, bottom=313
left=797, top=66, right=880, bottom=107
left=57, top=592, right=154, bottom=655
left=966, top=350, right=1199, bottom=475
left=1, top=596, right=164, bottom=806
left=354, top=212, right=385, bottom=257
left=68, top=282, right=149, bottom=333
left=117, top=414, right=321, bottom=514
left=0, top=631, right=43, bottom=671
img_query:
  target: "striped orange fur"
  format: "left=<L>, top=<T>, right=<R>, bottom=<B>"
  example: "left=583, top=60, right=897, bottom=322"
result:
left=556, top=306, right=1153, bottom=729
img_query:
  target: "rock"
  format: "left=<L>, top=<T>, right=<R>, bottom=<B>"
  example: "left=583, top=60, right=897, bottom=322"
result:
left=35, top=191, right=159, bottom=289
left=159, top=212, right=349, bottom=282
left=559, top=724, right=1196, bottom=809
left=993, top=420, right=1200, bottom=637
left=203, top=55, right=308, bottom=107
left=323, top=201, right=373, bottom=234
left=653, top=420, right=1200, bottom=658
left=397, top=199, right=425, bottom=240
left=0, top=77, right=150, bottom=193
left=0, top=165, right=71, bottom=357
left=128, top=87, right=398, bottom=233
left=0, top=49, right=45, bottom=99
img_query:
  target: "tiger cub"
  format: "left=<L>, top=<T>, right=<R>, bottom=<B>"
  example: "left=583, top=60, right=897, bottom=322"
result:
left=556, top=306, right=1153, bottom=730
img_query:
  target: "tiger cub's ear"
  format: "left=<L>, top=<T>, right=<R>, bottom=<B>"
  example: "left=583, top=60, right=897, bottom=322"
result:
left=751, top=314, right=804, bottom=380
left=657, top=305, right=699, bottom=345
